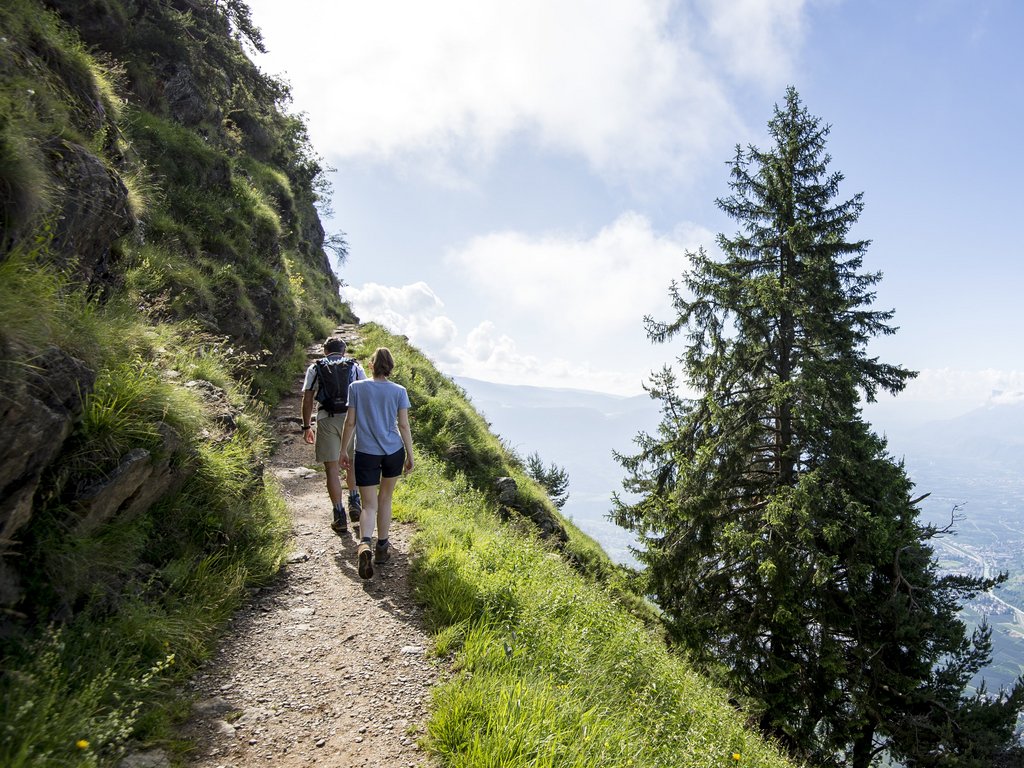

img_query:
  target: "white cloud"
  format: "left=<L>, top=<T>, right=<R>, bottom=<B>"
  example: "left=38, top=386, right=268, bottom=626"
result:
left=343, top=282, right=457, bottom=350
left=340, top=213, right=711, bottom=395
left=697, top=0, right=809, bottom=83
left=990, top=389, right=1024, bottom=406
left=246, top=0, right=808, bottom=180
left=453, top=321, right=647, bottom=394
left=446, top=212, right=709, bottom=338
left=343, top=279, right=1024, bottom=405
left=900, top=368, right=1024, bottom=403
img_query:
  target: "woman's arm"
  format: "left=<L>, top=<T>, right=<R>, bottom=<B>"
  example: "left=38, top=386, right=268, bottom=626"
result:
left=339, top=408, right=357, bottom=468
left=397, top=407, right=414, bottom=472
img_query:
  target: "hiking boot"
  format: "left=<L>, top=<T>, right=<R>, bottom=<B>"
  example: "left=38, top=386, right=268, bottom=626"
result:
left=357, top=541, right=374, bottom=579
left=331, top=506, right=348, bottom=535
left=374, top=541, right=392, bottom=565
left=348, top=492, right=362, bottom=523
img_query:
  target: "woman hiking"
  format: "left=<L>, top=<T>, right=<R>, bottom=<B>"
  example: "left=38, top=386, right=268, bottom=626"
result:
left=339, top=347, right=414, bottom=579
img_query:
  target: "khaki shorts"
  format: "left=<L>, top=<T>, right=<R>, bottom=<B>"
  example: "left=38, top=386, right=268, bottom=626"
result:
left=314, top=413, right=353, bottom=464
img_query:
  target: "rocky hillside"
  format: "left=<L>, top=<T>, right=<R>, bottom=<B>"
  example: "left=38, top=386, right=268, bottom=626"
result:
left=0, top=0, right=352, bottom=632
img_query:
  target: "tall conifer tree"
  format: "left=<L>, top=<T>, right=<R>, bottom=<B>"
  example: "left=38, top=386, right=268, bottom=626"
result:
left=614, top=88, right=1024, bottom=766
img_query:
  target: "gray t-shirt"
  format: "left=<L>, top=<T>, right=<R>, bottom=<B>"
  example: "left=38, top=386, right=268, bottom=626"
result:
left=302, top=355, right=366, bottom=419
left=347, top=379, right=411, bottom=456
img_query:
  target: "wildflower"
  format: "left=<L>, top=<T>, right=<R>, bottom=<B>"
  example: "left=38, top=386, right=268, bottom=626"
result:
left=731, top=753, right=741, bottom=762
left=76, top=740, right=90, bottom=749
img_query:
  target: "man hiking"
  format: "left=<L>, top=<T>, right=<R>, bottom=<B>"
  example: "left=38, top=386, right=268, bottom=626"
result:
left=301, top=336, right=366, bottom=534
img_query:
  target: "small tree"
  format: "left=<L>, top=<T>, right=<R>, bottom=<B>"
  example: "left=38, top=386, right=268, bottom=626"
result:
left=525, top=451, right=570, bottom=510
left=614, top=87, right=1023, bottom=766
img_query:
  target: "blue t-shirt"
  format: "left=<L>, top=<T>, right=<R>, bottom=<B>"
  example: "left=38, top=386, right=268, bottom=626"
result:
left=347, top=379, right=411, bottom=456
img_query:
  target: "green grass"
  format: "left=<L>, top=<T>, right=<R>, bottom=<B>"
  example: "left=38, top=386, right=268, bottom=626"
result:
left=1, top=255, right=290, bottom=764
left=0, top=626, right=174, bottom=768
left=395, top=455, right=797, bottom=768
left=0, top=233, right=64, bottom=354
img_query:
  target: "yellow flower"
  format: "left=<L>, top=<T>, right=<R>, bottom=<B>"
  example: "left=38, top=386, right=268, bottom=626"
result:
left=731, top=754, right=742, bottom=762
left=76, top=740, right=90, bottom=749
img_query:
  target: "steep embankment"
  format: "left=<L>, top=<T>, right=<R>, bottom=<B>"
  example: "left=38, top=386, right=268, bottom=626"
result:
left=1, top=1, right=354, bottom=763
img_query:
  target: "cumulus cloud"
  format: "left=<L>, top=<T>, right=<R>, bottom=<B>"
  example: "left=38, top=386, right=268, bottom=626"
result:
left=246, top=0, right=807, bottom=180
left=697, top=0, right=809, bottom=83
left=342, top=279, right=1024, bottom=403
left=341, top=277, right=661, bottom=395
left=446, top=212, right=710, bottom=337
left=990, top=389, right=1024, bottom=406
left=343, top=282, right=457, bottom=351
left=899, top=368, right=1024, bottom=403
left=454, top=322, right=652, bottom=394
left=341, top=213, right=713, bottom=394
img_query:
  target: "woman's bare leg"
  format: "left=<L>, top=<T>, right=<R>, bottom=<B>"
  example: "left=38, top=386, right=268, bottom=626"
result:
left=358, top=485, right=379, bottom=540
left=375, top=475, right=401, bottom=542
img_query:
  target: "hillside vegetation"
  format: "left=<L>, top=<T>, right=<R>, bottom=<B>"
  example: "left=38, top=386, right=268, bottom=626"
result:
left=1, top=0, right=350, bottom=762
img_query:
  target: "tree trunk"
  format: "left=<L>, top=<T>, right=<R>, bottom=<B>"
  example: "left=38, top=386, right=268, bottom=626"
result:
left=851, top=721, right=875, bottom=768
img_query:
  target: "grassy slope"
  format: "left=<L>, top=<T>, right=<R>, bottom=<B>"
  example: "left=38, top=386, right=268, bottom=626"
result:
left=350, top=325, right=799, bottom=768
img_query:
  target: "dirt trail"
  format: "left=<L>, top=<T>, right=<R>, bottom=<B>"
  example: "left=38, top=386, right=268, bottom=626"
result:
left=180, top=326, right=441, bottom=767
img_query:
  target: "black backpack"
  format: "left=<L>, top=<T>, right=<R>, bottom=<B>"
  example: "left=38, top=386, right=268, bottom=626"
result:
left=313, top=357, right=356, bottom=416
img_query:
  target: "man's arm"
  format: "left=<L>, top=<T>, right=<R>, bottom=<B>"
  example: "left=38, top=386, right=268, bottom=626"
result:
left=301, top=390, right=315, bottom=444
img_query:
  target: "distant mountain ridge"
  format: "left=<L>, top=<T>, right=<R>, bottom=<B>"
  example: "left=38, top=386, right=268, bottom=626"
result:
left=869, top=398, right=1024, bottom=474
left=456, top=376, right=1024, bottom=564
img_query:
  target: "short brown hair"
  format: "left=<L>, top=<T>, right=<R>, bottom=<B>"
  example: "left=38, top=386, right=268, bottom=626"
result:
left=324, top=337, right=346, bottom=354
left=370, top=347, right=395, bottom=378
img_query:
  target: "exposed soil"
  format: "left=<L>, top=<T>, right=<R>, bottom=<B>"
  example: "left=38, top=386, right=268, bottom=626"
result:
left=178, top=326, right=442, bottom=767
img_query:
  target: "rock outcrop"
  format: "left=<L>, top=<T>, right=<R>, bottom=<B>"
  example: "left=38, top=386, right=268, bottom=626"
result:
left=0, top=347, right=94, bottom=607
left=46, top=138, right=136, bottom=291
left=494, top=476, right=569, bottom=545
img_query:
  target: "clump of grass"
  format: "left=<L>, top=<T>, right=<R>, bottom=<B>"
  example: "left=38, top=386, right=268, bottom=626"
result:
left=72, top=361, right=169, bottom=458
left=120, top=161, right=158, bottom=222
left=0, top=121, right=51, bottom=241
left=0, top=626, right=173, bottom=768
left=398, top=454, right=796, bottom=768
left=0, top=232, right=64, bottom=354
left=124, top=241, right=216, bottom=318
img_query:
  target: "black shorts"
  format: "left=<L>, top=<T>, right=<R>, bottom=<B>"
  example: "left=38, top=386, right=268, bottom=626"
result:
left=354, top=448, right=405, bottom=487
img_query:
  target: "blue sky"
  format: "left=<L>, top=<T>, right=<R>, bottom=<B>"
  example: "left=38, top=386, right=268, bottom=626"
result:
left=246, top=0, right=1023, bottom=411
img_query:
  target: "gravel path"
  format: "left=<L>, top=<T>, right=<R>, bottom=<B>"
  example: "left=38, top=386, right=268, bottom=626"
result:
left=180, top=328, right=442, bottom=767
